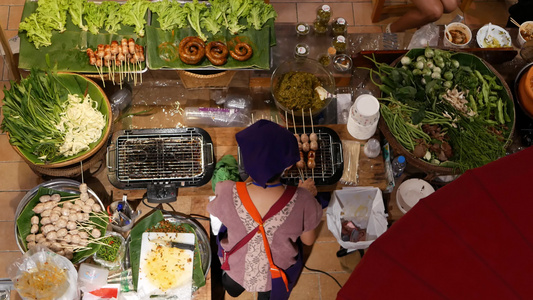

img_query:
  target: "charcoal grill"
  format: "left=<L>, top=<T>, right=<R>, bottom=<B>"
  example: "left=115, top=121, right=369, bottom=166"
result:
left=239, top=126, right=343, bottom=186
left=107, top=128, right=215, bottom=202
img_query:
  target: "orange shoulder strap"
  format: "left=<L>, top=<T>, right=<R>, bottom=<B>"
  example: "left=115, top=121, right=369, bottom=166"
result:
left=236, top=182, right=292, bottom=291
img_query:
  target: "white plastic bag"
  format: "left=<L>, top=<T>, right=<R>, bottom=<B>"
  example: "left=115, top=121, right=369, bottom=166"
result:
left=327, top=187, right=388, bottom=250
left=408, top=23, right=440, bottom=49
left=8, top=246, right=79, bottom=300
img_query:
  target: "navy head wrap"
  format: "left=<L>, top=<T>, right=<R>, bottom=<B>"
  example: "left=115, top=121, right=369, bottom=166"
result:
left=236, top=119, right=300, bottom=188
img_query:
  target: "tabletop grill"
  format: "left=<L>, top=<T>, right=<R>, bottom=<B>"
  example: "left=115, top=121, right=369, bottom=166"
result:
left=238, top=126, right=343, bottom=186
left=107, top=128, right=215, bottom=202
left=282, top=126, right=343, bottom=186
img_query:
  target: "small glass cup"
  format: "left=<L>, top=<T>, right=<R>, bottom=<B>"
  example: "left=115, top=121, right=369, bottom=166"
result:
left=313, top=19, right=328, bottom=34
left=333, top=54, right=353, bottom=72
left=296, top=22, right=310, bottom=36
left=317, top=53, right=332, bottom=67
left=316, top=4, right=332, bottom=23
left=294, top=43, right=310, bottom=57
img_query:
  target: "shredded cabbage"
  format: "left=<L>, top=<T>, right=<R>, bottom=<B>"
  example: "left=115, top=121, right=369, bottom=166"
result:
left=55, top=94, right=106, bottom=157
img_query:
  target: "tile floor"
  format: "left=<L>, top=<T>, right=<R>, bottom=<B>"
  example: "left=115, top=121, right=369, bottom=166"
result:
left=0, top=0, right=511, bottom=299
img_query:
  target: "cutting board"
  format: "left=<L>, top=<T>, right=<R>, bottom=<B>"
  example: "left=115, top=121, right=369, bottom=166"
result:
left=138, top=232, right=195, bottom=300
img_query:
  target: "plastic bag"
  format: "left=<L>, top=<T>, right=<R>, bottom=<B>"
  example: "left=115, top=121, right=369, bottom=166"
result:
left=8, top=246, right=79, bottom=300
left=327, top=187, right=388, bottom=250
left=408, top=23, right=440, bottom=49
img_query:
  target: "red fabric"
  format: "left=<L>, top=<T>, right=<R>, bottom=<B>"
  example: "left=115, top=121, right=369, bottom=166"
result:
left=337, top=147, right=533, bottom=300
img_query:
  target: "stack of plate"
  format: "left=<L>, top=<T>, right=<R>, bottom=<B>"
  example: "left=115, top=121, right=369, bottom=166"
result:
left=347, top=94, right=380, bottom=140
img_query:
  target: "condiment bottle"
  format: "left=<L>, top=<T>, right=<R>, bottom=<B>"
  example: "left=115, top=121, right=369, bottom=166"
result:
left=294, top=43, right=310, bottom=57
left=313, top=18, right=328, bottom=34
left=332, top=17, right=348, bottom=36
left=332, top=35, right=347, bottom=53
left=296, top=22, right=310, bottom=36
left=316, top=5, right=332, bottom=23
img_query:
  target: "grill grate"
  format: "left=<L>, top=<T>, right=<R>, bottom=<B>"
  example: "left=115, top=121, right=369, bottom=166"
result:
left=108, top=128, right=215, bottom=190
left=283, top=131, right=336, bottom=181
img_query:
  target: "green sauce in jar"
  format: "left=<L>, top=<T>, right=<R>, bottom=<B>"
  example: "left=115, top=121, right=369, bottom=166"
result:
left=332, top=18, right=347, bottom=36
left=313, top=19, right=328, bottom=34
left=332, top=35, right=347, bottom=53
left=316, top=5, right=332, bottom=22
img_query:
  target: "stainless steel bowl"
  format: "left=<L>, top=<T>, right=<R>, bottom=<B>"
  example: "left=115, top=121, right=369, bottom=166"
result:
left=14, top=179, right=105, bottom=255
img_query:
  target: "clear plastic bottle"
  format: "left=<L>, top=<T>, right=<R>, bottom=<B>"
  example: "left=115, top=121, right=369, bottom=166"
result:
left=392, top=155, right=407, bottom=177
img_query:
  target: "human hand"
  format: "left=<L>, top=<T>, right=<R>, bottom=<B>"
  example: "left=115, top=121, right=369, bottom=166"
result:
left=298, top=178, right=317, bottom=197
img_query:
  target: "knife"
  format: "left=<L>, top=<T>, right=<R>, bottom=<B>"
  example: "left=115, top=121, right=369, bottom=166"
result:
left=149, top=238, right=195, bottom=251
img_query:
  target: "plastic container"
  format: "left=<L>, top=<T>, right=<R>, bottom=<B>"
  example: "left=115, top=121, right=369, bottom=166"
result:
left=78, top=263, right=109, bottom=293
left=331, top=17, right=348, bottom=36
left=183, top=107, right=251, bottom=127
left=316, top=4, right=332, bottom=22
left=313, top=19, right=328, bottom=34
left=443, top=22, right=472, bottom=48
left=364, top=138, right=381, bottom=158
left=294, top=43, right=310, bottom=57
left=296, top=22, right=310, bottom=36
left=392, top=155, right=407, bottom=177
left=332, top=35, right=347, bottom=53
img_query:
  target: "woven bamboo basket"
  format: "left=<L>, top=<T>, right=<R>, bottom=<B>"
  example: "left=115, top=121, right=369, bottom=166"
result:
left=177, top=70, right=236, bottom=89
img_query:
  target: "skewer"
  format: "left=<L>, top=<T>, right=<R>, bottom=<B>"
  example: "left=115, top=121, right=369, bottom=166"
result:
left=309, top=108, right=314, bottom=134
left=291, top=110, right=297, bottom=133
left=285, top=110, right=289, bottom=130
left=510, top=17, right=521, bottom=28
left=302, top=108, right=306, bottom=136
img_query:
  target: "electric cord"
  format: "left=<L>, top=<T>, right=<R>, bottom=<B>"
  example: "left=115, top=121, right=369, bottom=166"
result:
left=140, top=196, right=210, bottom=221
left=304, top=264, right=343, bottom=288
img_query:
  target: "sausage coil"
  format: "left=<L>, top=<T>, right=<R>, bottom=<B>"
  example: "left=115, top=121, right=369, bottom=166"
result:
left=206, top=41, right=229, bottom=65
left=230, top=42, right=253, bottom=61
left=179, top=37, right=206, bottom=65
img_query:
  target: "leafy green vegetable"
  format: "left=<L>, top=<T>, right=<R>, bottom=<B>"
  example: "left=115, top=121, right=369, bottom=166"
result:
left=84, top=1, right=107, bottom=35
left=18, top=13, right=53, bottom=49
left=184, top=0, right=209, bottom=41
left=102, top=1, right=122, bottom=34
left=35, top=0, right=68, bottom=33
left=119, top=0, right=150, bottom=37
left=68, top=0, right=88, bottom=31
left=150, top=0, right=188, bottom=31
left=247, top=0, right=277, bottom=31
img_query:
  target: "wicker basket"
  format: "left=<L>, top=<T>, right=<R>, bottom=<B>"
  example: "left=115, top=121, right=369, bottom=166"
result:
left=177, top=70, right=236, bottom=89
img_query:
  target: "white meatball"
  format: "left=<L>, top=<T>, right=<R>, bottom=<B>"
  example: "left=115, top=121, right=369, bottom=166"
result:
left=66, top=221, right=77, bottom=230
left=65, top=252, right=74, bottom=260
left=91, top=204, right=102, bottom=213
left=79, top=239, right=89, bottom=247
left=42, top=224, right=55, bottom=234
left=85, top=198, right=95, bottom=207
left=32, top=203, right=46, bottom=214
left=52, top=206, right=62, bottom=213
left=50, top=242, right=62, bottom=251
left=64, top=248, right=74, bottom=255
left=82, top=205, right=92, bottom=213
left=71, top=234, right=81, bottom=245
left=79, top=183, right=88, bottom=194
left=56, top=249, right=65, bottom=256
left=35, top=233, right=44, bottom=241
left=41, top=241, right=51, bottom=248
left=39, top=195, right=52, bottom=203
left=43, top=201, right=55, bottom=211
left=69, top=229, right=79, bottom=236
left=46, top=231, right=57, bottom=241
left=40, top=209, right=52, bottom=217
left=62, top=202, right=73, bottom=209
left=63, top=234, right=72, bottom=244
left=61, top=207, right=70, bottom=216
left=50, top=213, right=60, bottom=222
left=79, top=231, right=89, bottom=239
left=31, top=216, right=40, bottom=225
left=27, top=241, right=37, bottom=249
left=68, top=214, right=78, bottom=222
left=80, top=193, right=89, bottom=202
left=30, top=224, right=39, bottom=234
left=57, top=228, right=68, bottom=238
left=51, top=194, right=61, bottom=202
left=91, top=228, right=101, bottom=239
left=26, top=234, right=36, bottom=243
left=83, top=213, right=90, bottom=221
left=37, top=236, right=47, bottom=244
left=40, top=217, right=51, bottom=225
left=72, top=204, right=82, bottom=212
left=309, top=132, right=318, bottom=142
left=74, top=200, right=84, bottom=207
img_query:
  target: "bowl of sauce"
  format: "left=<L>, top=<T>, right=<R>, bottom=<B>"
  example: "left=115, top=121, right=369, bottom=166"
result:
left=444, top=22, right=472, bottom=48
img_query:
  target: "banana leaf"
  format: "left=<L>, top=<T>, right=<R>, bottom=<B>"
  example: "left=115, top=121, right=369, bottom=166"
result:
left=16, top=187, right=108, bottom=264
left=129, top=211, right=206, bottom=291
left=18, top=0, right=147, bottom=73
left=146, top=14, right=274, bottom=70
left=10, top=73, right=111, bottom=165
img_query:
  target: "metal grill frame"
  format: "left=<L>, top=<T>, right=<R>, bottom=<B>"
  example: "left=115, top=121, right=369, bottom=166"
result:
left=107, top=128, right=215, bottom=189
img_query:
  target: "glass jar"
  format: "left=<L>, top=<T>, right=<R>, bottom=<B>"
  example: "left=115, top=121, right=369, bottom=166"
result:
left=333, top=54, right=353, bottom=72
left=313, top=19, right=328, bottom=34
left=332, top=17, right=348, bottom=36
left=317, top=53, right=332, bottom=67
left=296, top=22, right=310, bottom=36
left=294, top=43, right=310, bottom=57
left=316, top=4, right=332, bottom=22
left=332, top=35, right=347, bottom=53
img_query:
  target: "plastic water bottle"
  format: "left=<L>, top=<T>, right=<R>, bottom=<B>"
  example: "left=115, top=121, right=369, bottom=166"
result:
left=392, top=155, right=407, bottom=178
